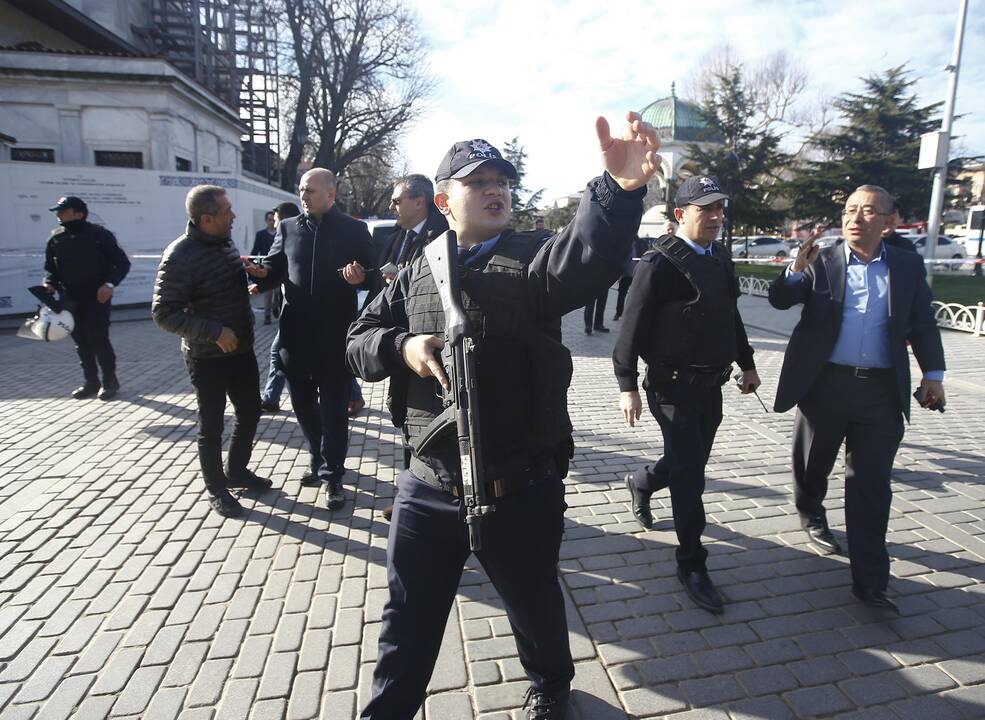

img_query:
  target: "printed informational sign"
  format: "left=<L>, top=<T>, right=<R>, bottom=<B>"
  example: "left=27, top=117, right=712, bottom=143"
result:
left=0, top=162, right=293, bottom=315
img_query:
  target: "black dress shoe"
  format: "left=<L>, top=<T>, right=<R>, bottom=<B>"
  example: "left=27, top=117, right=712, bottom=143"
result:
left=584, top=326, right=592, bottom=335
left=625, top=473, right=653, bottom=530
left=852, top=587, right=900, bottom=614
left=677, top=567, right=724, bottom=614
left=299, top=471, right=321, bottom=487
left=260, top=399, right=280, bottom=413
left=226, top=469, right=273, bottom=492
left=98, top=379, right=119, bottom=401
left=208, top=489, right=244, bottom=518
left=72, top=383, right=100, bottom=399
left=593, top=325, right=610, bottom=333
left=806, top=525, right=842, bottom=554
left=522, top=685, right=569, bottom=720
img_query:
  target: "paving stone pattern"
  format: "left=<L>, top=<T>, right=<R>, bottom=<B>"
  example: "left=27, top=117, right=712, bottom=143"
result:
left=0, top=294, right=983, bottom=719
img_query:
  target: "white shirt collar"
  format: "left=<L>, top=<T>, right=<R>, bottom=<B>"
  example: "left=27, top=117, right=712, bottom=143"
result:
left=410, top=217, right=427, bottom=235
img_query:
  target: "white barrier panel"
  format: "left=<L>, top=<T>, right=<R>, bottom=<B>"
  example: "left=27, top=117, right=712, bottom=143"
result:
left=0, top=162, right=294, bottom=316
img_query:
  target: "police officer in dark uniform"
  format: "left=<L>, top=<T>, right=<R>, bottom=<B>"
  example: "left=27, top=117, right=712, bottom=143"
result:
left=347, top=113, right=660, bottom=719
left=613, top=176, right=761, bottom=614
left=43, top=196, right=130, bottom=400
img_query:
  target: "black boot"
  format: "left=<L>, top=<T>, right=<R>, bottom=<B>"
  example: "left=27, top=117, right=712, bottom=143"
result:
left=98, top=376, right=120, bottom=401
left=522, top=686, right=569, bottom=719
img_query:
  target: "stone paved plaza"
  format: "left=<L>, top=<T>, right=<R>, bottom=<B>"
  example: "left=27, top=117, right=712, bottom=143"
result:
left=1, top=294, right=984, bottom=720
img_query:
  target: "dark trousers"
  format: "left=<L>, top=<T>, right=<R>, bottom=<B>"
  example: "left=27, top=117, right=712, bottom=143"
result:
left=631, top=382, right=723, bottom=572
left=287, top=367, right=350, bottom=482
left=614, top=276, right=633, bottom=318
left=792, top=366, right=904, bottom=592
left=69, top=298, right=115, bottom=384
left=583, top=288, right=608, bottom=329
left=361, top=470, right=574, bottom=719
left=185, top=352, right=261, bottom=492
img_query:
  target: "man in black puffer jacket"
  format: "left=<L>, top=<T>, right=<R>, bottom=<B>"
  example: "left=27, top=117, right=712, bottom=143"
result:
left=152, top=184, right=272, bottom=518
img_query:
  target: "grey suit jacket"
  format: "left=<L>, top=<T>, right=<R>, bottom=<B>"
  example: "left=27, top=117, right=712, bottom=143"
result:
left=768, top=243, right=945, bottom=420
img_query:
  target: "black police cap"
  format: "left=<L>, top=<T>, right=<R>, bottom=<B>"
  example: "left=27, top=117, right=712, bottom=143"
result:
left=435, top=139, right=518, bottom=183
left=674, top=176, right=729, bottom=207
left=49, top=196, right=88, bottom=213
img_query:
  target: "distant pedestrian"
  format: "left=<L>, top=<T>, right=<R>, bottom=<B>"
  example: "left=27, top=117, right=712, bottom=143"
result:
left=153, top=185, right=272, bottom=518
left=256, top=201, right=301, bottom=413
left=251, top=210, right=278, bottom=324
left=43, top=196, right=130, bottom=400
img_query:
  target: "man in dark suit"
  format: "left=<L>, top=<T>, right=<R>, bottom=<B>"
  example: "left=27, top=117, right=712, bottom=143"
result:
left=769, top=184, right=945, bottom=613
left=245, top=168, right=374, bottom=509
left=365, top=174, right=448, bottom=305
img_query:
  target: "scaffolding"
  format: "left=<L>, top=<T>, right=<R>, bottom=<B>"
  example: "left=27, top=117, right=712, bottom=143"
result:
left=138, top=0, right=280, bottom=185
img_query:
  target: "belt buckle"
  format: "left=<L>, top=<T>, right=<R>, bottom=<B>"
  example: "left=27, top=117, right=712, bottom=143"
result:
left=853, top=366, right=869, bottom=378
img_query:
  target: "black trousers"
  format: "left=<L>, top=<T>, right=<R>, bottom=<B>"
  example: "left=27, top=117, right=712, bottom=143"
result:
left=792, top=366, right=904, bottom=593
left=630, top=382, right=723, bottom=572
left=583, top=288, right=608, bottom=329
left=286, top=367, right=350, bottom=482
left=614, top=276, right=633, bottom=318
left=68, top=298, right=116, bottom=384
left=361, top=470, right=574, bottom=719
left=185, top=352, right=261, bottom=492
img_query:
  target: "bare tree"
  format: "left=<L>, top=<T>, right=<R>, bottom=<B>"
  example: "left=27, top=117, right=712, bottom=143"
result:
left=276, top=0, right=433, bottom=191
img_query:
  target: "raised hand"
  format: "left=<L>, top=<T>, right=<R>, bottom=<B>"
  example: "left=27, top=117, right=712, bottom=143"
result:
left=596, top=111, right=660, bottom=192
left=792, top=236, right=820, bottom=273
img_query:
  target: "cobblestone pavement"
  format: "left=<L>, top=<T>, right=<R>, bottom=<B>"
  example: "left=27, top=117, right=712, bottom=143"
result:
left=0, top=293, right=984, bottom=720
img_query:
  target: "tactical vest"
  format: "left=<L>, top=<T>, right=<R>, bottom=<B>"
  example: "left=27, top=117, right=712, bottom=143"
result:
left=650, top=235, right=738, bottom=368
left=402, top=232, right=573, bottom=465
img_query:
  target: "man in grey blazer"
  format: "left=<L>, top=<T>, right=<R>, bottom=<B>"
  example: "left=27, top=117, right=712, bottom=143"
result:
left=769, top=185, right=945, bottom=613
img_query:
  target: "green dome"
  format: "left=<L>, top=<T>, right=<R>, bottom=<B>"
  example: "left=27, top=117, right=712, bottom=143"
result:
left=640, top=85, right=721, bottom=143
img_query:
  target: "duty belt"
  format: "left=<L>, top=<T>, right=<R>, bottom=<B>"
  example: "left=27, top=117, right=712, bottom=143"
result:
left=409, top=455, right=555, bottom=499
left=826, top=363, right=894, bottom=379
left=648, top=364, right=731, bottom=387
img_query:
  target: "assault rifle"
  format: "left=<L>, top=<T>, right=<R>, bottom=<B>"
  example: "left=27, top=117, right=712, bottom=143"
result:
left=414, top=230, right=495, bottom=550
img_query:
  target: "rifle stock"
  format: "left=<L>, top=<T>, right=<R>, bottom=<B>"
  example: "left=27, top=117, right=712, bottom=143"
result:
left=422, top=230, right=495, bottom=550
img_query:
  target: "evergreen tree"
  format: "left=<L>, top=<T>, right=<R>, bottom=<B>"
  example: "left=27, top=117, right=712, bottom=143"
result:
left=785, top=65, right=941, bottom=225
left=502, top=137, right=544, bottom=230
left=685, top=67, right=788, bottom=237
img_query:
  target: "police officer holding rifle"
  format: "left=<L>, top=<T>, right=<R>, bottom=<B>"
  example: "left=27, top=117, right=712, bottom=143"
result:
left=346, top=112, right=659, bottom=719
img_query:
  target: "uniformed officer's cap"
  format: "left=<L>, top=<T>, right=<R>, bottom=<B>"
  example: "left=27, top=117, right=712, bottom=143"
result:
left=674, top=176, right=729, bottom=207
left=435, top=139, right=518, bottom=182
left=49, top=196, right=88, bottom=213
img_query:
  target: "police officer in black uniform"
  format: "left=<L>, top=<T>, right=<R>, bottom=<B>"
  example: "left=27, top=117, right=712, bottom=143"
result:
left=43, top=196, right=130, bottom=400
left=347, top=112, right=660, bottom=720
left=613, top=176, right=761, bottom=614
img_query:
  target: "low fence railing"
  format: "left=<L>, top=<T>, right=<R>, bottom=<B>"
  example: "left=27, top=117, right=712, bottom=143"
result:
left=736, top=271, right=985, bottom=337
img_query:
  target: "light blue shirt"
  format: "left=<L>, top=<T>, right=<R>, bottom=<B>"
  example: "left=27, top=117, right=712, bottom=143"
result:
left=785, top=243, right=943, bottom=380
left=678, top=231, right=713, bottom=256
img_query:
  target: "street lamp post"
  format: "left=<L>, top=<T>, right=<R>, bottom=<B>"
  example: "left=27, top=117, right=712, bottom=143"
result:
left=922, top=0, right=969, bottom=287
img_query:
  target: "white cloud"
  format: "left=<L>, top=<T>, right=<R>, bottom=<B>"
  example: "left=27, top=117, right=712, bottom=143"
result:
left=402, top=0, right=985, bottom=202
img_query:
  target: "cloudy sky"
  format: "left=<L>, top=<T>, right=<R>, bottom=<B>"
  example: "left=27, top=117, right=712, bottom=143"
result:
left=400, top=0, right=985, bottom=204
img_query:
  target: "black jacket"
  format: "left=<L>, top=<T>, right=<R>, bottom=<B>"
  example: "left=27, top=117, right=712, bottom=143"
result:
left=347, top=173, right=645, bottom=387
left=44, top=220, right=130, bottom=300
left=364, top=206, right=449, bottom=306
left=612, top=237, right=756, bottom=392
left=152, top=222, right=255, bottom=359
left=258, top=205, right=374, bottom=372
left=251, top=228, right=276, bottom=256
left=768, top=243, right=945, bottom=419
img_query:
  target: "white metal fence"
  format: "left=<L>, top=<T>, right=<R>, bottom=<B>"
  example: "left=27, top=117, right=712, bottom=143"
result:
left=736, top=267, right=985, bottom=337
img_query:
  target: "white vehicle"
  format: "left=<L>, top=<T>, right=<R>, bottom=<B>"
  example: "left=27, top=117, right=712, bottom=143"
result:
left=734, top=236, right=789, bottom=258
left=790, top=236, right=842, bottom=257
left=911, top=235, right=967, bottom=261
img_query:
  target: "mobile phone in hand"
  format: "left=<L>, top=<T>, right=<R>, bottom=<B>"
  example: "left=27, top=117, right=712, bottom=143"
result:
left=913, top=387, right=945, bottom=413
left=379, top=262, right=399, bottom=275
